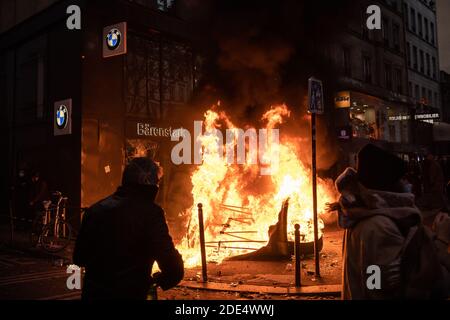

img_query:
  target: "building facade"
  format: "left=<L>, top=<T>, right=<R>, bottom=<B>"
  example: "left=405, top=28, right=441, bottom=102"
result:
left=403, top=0, right=441, bottom=115
left=0, top=0, right=197, bottom=227
left=331, top=0, right=420, bottom=167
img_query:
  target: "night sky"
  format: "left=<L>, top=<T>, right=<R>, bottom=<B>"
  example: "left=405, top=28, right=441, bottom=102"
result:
left=437, top=0, right=450, bottom=73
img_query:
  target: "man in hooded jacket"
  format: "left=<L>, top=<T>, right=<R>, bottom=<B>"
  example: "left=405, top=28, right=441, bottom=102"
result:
left=336, top=144, right=450, bottom=299
left=73, top=157, right=184, bottom=300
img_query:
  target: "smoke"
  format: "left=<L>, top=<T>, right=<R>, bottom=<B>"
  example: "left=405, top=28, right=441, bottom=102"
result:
left=164, top=1, right=360, bottom=234
left=173, top=0, right=358, bottom=170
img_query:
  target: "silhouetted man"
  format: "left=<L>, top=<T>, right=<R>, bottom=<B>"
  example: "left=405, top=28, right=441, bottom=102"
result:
left=73, top=158, right=184, bottom=299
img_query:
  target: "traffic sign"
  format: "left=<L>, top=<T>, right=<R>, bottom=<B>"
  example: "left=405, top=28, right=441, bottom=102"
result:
left=308, top=77, right=324, bottom=114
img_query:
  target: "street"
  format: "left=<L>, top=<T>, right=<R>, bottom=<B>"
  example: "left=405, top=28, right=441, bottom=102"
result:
left=0, top=226, right=343, bottom=300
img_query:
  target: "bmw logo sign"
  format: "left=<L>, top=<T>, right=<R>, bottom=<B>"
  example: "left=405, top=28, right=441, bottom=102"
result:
left=56, top=105, right=68, bottom=129
left=106, top=28, right=121, bottom=50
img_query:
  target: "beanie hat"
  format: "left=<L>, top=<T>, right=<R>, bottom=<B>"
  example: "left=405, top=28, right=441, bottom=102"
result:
left=357, top=144, right=407, bottom=192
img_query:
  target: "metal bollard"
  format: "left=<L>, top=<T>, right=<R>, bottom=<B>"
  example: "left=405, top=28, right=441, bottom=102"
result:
left=294, top=224, right=301, bottom=287
left=197, top=203, right=208, bottom=282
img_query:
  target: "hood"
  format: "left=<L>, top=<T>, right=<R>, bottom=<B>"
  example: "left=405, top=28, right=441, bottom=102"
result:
left=335, top=167, right=422, bottom=231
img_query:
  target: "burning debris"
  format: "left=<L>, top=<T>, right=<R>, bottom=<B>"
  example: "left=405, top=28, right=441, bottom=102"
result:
left=227, top=199, right=323, bottom=261
left=176, top=104, right=336, bottom=267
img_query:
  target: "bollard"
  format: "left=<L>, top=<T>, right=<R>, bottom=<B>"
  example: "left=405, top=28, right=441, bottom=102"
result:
left=197, top=203, right=208, bottom=282
left=294, top=224, right=301, bottom=287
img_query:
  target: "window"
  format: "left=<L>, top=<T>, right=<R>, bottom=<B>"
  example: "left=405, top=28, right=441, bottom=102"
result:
left=426, top=53, right=431, bottom=76
left=432, top=57, right=437, bottom=79
left=422, top=87, right=426, bottom=102
left=383, top=18, right=390, bottom=46
left=435, top=92, right=439, bottom=108
left=415, top=84, right=420, bottom=100
left=420, top=50, right=424, bottom=73
left=406, top=42, right=411, bottom=67
left=410, top=8, right=416, bottom=32
left=403, top=3, right=409, bottom=27
left=385, top=63, right=392, bottom=90
left=363, top=56, right=372, bottom=83
left=428, top=89, right=432, bottom=106
left=343, top=47, right=351, bottom=77
left=418, top=13, right=423, bottom=36
left=431, top=22, right=435, bottom=45
left=393, top=23, right=400, bottom=51
left=413, top=46, right=418, bottom=70
left=389, top=124, right=396, bottom=142
left=424, top=18, right=429, bottom=41
left=409, top=81, right=412, bottom=96
left=394, top=68, right=402, bottom=93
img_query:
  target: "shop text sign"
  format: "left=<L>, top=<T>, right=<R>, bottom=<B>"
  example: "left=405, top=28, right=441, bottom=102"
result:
left=126, top=121, right=185, bottom=139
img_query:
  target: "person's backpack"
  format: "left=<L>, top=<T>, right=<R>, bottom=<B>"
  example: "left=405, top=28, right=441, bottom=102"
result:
left=399, top=224, right=448, bottom=299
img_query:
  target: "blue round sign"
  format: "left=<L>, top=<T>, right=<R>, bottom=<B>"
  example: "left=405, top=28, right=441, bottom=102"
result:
left=56, top=105, right=68, bottom=129
left=106, top=28, right=121, bottom=50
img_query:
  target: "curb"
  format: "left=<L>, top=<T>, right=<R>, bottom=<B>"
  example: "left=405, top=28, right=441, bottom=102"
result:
left=178, top=280, right=341, bottom=297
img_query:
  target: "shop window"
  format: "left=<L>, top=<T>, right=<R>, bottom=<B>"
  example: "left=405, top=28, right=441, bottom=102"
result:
left=125, top=33, right=194, bottom=119
left=125, top=139, right=159, bottom=164
left=350, top=105, right=377, bottom=139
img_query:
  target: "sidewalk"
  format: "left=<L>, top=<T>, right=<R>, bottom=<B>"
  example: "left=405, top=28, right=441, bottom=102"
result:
left=0, top=223, right=74, bottom=263
left=0, top=222, right=344, bottom=298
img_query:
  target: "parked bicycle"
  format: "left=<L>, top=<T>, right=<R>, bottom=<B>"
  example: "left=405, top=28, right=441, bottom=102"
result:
left=30, top=191, right=73, bottom=253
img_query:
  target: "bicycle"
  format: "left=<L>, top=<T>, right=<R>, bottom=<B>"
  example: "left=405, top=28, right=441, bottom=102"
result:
left=30, top=191, right=73, bottom=253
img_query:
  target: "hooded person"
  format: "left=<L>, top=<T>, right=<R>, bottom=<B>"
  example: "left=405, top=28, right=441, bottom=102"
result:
left=336, top=144, right=450, bottom=300
left=73, top=157, right=184, bottom=300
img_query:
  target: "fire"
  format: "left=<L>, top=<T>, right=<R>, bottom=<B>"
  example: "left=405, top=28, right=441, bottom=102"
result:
left=176, top=104, right=337, bottom=267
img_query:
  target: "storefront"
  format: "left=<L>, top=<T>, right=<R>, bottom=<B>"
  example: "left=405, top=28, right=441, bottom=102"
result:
left=1, top=0, right=198, bottom=229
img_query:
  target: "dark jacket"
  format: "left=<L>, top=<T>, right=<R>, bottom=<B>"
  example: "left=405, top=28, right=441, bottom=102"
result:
left=73, top=184, right=184, bottom=300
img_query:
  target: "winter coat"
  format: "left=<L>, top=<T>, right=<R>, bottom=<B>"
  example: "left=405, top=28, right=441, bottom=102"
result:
left=336, top=167, right=450, bottom=300
left=73, top=184, right=184, bottom=300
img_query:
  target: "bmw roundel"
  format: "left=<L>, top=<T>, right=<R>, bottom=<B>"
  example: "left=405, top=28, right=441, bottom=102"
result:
left=106, top=28, right=121, bottom=50
left=56, top=105, right=68, bottom=129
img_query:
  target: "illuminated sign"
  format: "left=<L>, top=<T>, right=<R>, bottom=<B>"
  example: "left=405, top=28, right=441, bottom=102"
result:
left=136, top=123, right=185, bottom=139
left=388, top=113, right=440, bottom=121
left=106, top=28, right=121, bottom=50
left=54, top=99, right=72, bottom=136
left=414, top=113, right=439, bottom=120
left=103, top=22, right=127, bottom=58
left=335, top=91, right=351, bottom=108
left=388, top=115, right=410, bottom=121
left=126, top=120, right=185, bottom=140
left=56, top=105, right=68, bottom=129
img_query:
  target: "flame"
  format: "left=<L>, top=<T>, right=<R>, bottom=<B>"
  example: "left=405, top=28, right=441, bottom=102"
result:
left=176, top=104, right=337, bottom=267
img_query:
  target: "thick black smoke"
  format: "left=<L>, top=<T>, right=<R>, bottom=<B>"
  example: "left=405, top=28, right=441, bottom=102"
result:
left=173, top=0, right=359, bottom=170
